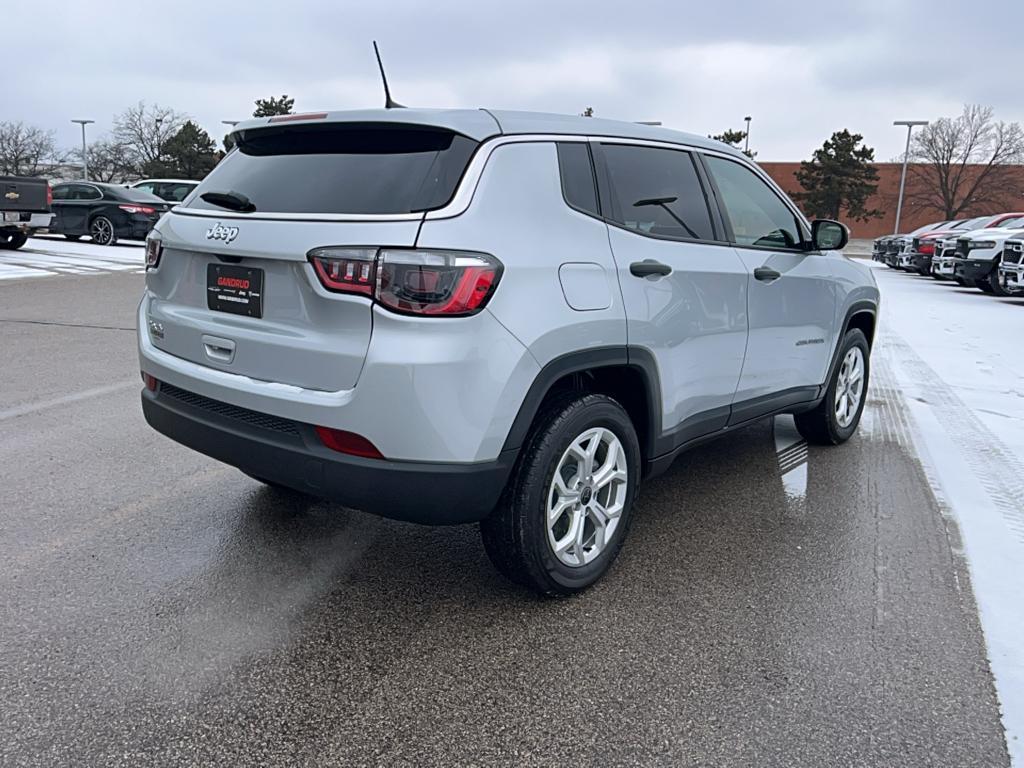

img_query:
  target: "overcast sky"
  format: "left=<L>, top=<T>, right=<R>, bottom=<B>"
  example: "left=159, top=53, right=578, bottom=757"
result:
left=8, top=0, right=1022, bottom=162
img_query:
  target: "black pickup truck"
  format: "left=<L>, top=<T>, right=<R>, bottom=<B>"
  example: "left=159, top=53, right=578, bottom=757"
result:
left=1, top=175, right=51, bottom=250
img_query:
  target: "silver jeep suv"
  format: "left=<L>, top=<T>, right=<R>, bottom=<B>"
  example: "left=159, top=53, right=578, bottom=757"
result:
left=138, top=109, right=879, bottom=595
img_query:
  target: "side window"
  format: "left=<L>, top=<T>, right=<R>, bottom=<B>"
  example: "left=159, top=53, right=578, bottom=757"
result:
left=703, top=155, right=804, bottom=249
left=51, top=185, right=70, bottom=201
left=556, top=142, right=599, bottom=217
left=135, top=183, right=155, bottom=195
left=600, top=144, right=715, bottom=241
left=82, top=185, right=103, bottom=201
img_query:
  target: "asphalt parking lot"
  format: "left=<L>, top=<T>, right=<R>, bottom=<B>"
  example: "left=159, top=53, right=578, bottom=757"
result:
left=0, top=248, right=1011, bottom=766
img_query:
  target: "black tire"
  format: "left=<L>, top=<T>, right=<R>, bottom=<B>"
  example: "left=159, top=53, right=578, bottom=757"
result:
left=975, top=278, right=994, bottom=294
left=89, top=216, right=117, bottom=246
left=64, top=234, right=82, bottom=242
left=0, top=231, right=28, bottom=250
left=794, top=328, right=870, bottom=446
left=480, top=393, right=641, bottom=596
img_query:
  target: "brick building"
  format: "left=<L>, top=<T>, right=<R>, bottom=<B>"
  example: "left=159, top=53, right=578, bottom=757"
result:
left=759, top=162, right=1024, bottom=238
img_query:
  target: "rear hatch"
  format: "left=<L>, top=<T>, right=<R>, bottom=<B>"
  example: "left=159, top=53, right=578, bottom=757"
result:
left=144, top=121, right=479, bottom=392
left=1, top=176, right=49, bottom=213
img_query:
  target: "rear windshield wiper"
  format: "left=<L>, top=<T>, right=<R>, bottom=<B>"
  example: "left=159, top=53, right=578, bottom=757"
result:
left=633, top=196, right=699, bottom=239
left=200, top=190, right=256, bottom=213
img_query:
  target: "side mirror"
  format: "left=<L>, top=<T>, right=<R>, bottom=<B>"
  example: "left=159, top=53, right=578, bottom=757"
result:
left=811, top=219, right=849, bottom=251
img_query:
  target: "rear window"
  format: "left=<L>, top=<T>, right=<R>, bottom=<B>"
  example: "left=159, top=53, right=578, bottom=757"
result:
left=117, top=187, right=166, bottom=204
left=185, top=124, right=479, bottom=215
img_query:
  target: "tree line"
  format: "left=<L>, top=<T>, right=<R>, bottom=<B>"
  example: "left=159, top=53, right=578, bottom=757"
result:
left=708, top=104, right=1024, bottom=223
left=1, top=101, right=1021, bottom=219
left=0, top=94, right=295, bottom=183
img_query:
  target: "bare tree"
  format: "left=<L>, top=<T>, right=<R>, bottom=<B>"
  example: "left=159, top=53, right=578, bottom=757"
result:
left=906, top=105, right=1024, bottom=218
left=0, top=121, right=58, bottom=176
left=75, top=137, right=138, bottom=183
left=112, top=102, right=187, bottom=175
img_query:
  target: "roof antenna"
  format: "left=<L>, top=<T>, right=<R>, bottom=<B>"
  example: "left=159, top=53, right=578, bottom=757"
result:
left=373, top=41, right=405, bottom=109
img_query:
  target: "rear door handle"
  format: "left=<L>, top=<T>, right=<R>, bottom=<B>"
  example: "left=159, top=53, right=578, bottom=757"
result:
left=754, top=266, right=781, bottom=282
left=630, top=260, right=672, bottom=278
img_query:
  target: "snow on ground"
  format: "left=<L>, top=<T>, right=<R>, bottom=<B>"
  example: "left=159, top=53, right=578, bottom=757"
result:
left=0, top=236, right=144, bottom=281
left=873, top=262, right=1024, bottom=765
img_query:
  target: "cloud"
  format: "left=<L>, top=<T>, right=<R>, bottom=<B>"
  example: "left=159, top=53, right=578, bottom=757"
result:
left=6, top=0, right=1022, bottom=161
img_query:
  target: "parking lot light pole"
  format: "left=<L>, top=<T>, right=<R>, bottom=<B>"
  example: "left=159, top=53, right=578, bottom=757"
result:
left=71, top=119, right=94, bottom=180
left=893, top=120, right=929, bottom=235
left=744, top=116, right=752, bottom=154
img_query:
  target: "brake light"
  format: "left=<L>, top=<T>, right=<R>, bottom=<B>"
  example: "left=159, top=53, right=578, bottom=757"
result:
left=314, top=426, right=384, bottom=459
left=919, top=242, right=935, bottom=255
left=308, top=248, right=502, bottom=316
left=145, top=237, right=163, bottom=268
left=119, top=204, right=156, bottom=215
left=46, top=184, right=52, bottom=206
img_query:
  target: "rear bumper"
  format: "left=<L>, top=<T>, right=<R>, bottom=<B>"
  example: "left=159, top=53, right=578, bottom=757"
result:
left=119, top=217, right=158, bottom=240
left=141, top=383, right=517, bottom=525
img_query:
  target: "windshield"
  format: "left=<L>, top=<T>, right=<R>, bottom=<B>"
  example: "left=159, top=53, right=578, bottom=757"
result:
left=955, top=216, right=997, bottom=230
left=185, top=123, right=479, bottom=215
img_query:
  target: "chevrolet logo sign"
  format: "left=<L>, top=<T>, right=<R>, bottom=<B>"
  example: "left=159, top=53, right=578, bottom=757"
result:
left=4, top=191, right=19, bottom=200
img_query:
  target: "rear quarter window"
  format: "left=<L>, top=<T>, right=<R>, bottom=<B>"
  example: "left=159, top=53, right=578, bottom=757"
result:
left=185, top=124, right=479, bottom=215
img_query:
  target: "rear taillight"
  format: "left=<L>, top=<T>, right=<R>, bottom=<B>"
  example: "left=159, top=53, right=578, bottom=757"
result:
left=46, top=184, right=52, bottom=206
left=145, top=237, right=163, bottom=269
left=141, top=372, right=158, bottom=391
left=314, top=426, right=384, bottom=459
left=920, top=242, right=935, bottom=255
left=308, top=248, right=502, bottom=317
left=309, top=248, right=376, bottom=296
left=119, top=204, right=156, bottom=215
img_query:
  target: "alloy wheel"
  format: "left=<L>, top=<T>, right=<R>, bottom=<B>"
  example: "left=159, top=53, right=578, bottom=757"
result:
left=835, top=347, right=865, bottom=428
left=90, top=217, right=113, bottom=245
left=546, top=427, right=628, bottom=567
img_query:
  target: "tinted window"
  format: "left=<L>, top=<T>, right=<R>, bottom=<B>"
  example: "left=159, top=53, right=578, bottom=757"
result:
left=51, top=185, right=70, bottom=201
left=704, top=155, right=803, bottom=249
left=160, top=182, right=196, bottom=202
left=185, top=124, right=479, bottom=215
left=556, top=142, right=599, bottom=217
left=115, top=187, right=166, bottom=204
left=69, top=184, right=101, bottom=201
left=600, top=144, right=715, bottom=241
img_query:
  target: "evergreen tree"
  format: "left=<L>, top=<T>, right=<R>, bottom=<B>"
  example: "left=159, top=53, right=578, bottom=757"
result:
left=147, top=121, right=218, bottom=179
left=709, top=129, right=754, bottom=158
left=253, top=95, right=295, bottom=117
left=795, top=130, right=882, bottom=222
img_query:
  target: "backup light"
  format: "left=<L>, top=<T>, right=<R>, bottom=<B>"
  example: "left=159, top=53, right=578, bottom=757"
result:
left=145, top=237, right=163, bottom=269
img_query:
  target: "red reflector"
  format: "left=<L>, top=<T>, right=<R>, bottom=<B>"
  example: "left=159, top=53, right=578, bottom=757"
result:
left=315, top=426, right=384, bottom=459
left=142, top=372, right=158, bottom=391
left=268, top=112, right=329, bottom=123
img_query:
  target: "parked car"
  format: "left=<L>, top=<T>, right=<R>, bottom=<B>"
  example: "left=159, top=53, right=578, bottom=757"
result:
left=950, top=218, right=1024, bottom=294
left=130, top=178, right=199, bottom=204
left=998, top=237, right=1024, bottom=295
left=872, top=221, right=948, bottom=266
left=138, top=108, right=879, bottom=595
left=0, top=175, right=52, bottom=250
left=904, top=219, right=968, bottom=275
left=49, top=182, right=171, bottom=245
left=891, top=221, right=954, bottom=269
left=931, top=214, right=1024, bottom=280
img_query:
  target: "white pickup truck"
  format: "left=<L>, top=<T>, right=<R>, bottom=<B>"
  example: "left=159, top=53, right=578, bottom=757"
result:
left=1, top=175, right=52, bottom=250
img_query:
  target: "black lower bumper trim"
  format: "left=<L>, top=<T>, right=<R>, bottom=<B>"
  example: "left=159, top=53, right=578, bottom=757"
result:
left=141, top=387, right=516, bottom=525
left=956, top=262, right=995, bottom=282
